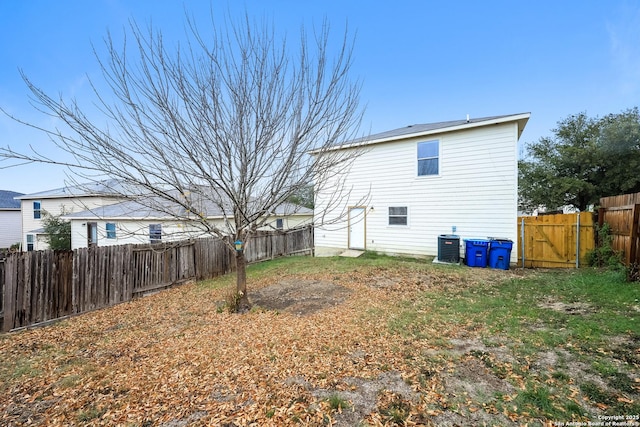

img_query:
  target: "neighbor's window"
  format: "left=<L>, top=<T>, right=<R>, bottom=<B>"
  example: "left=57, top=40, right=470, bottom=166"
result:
left=33, top=201, right=42, bottom=219
left=149, top=224, right=162, bottom=243
left=389, top=206, right=408, bottom=226
left=26, top=234, right=34, bottom=251
left=276, top=218, right=284, bottom=230
left=106, top=223, right=116, bottom=239
left=417, top=140, right=439, bottom=176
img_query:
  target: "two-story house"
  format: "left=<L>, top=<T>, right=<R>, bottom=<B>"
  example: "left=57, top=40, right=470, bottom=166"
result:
left=312, top=113, right=530, bottom=263
left=16, top=180, right=125, bottom=251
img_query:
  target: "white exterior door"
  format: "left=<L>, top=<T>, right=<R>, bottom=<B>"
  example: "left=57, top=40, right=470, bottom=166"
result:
left=349, top=207, right=366, bottom=250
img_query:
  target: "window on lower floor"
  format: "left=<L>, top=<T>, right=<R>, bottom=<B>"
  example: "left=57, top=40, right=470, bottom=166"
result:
left=106, top=223, right=116, bottom=239
left=276, top=218, right=284, bottom=230
left=26, top=234, right=34, bottom=251
left=150, top=224, right=162, bottom=243
left=388, top=206, right=408, bottom=225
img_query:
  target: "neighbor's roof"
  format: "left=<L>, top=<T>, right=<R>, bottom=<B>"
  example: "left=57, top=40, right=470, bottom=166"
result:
left=62, top=197, right=312, bottom=221
left=311, top=112, right=530, bottom=153
left=16, top=179, right=127, bottom=200
left=0, top=190, right=23, bottom=209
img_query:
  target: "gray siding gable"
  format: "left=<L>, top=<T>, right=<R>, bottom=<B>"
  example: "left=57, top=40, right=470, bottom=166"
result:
left=0, top=190, right=23, bottom=209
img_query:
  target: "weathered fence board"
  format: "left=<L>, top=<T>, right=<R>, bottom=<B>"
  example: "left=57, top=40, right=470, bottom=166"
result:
left=518, top=212, right=595, bottom=268
left=0, top=259, right=4, bottom=330
left=1, top=226, right=313, bottom=332
left=599, top=192, right=640, bottom=265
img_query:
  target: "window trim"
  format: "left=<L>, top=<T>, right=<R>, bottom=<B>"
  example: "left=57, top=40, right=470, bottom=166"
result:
left=33, top=201, right=42, bottom=219
left=388, top=206, right=408, bottom=226
left=26, top=234, right=34, bottom=251
left=417, top=140, right=440, bottom=177
left=149, top=224, right=162, bottom=243
left=106, top=222, right=117, bottom=239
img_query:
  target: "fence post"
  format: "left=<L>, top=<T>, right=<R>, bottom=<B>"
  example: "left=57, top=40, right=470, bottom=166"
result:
left=521, top=217, right=525, bottom=269
left=630, top=204, right=640, bottom=265
left=576, top=212, right=580, bottom=268
left=3, top=254, right=16, bottom=332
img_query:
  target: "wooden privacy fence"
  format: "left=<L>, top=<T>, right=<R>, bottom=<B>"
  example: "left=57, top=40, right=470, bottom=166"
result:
left=518, top=212, right=595, bottom=268
left=1, top=226, right=313, bottom=332
left=599, top=192, right=640, bottom=265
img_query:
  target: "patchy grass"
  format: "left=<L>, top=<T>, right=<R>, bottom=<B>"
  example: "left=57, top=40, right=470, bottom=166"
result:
left=0, top=255, right=638, bottom=426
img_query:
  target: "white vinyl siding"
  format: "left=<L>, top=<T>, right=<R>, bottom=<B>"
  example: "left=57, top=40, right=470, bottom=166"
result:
left=20, top=195, right=121, bottom=251
left=68, top=214, right=313, bottom=250
left=314, top=122, right=520, bottom=261
left=0, top=210, right=22, bottom=248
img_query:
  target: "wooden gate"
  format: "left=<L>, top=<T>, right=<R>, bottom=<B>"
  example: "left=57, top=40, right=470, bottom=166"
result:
left=599, top=193, right=640, bottom=265
left=518, top=212, right=595, bottom=268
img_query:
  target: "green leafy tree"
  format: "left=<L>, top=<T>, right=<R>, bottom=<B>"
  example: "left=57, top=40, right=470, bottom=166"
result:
left=519, top=108, right=640, bottom=212
left=595, top=108, right=640, bottom=197
left=287, top=184, right=314, bottom=209
left=42, top=210, right=71, bottom=250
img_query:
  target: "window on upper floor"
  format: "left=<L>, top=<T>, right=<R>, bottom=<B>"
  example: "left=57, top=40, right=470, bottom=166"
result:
left=388, top=206, right=408, bottom=226
left=106, top=223, right=116, bottom=239
left=33, top=201, right=42, bottom=219
left=417, top=140, right=439, bottom=176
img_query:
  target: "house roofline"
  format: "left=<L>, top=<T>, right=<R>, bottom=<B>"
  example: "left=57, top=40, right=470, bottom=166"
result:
left=61, top=211, right=313, bottom=221
left=310, top=112, right=531, bottom=154
left=16, top=193, right=122, bottom=201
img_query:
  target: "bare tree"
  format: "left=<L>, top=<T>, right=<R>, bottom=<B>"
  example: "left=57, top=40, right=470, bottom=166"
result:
left=0, top=13, right=366, bottom=311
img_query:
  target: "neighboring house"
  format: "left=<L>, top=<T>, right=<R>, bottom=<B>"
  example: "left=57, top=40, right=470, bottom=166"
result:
left=0, top=190, right=24, bottom=249
left=15, top=180, right=126, bottom=251
left=63, top=198, right=313, bottom=250
left=313, top=113, right=531, bottom=263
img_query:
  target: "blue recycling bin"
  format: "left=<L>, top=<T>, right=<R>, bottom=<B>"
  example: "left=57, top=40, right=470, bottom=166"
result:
left=488, top=239, right=513, bottom=270
left=465, top=239, right=489, bottom=268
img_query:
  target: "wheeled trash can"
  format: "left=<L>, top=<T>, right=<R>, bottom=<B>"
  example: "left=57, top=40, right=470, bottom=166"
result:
left=488, top=239, right=513, bottom=270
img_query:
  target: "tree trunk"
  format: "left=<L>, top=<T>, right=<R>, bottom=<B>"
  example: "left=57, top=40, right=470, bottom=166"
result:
left=235, top=251, right=251, bottom=312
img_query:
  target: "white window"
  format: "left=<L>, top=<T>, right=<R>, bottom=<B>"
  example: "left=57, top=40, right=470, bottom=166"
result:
left=106, top=223, right=116, bottom=239
left=33, top=201, right=42, bottom=219
left=417, top=140, right=439, bottom=176
left=388, top=207, right=408, bottom=226
left=26, top=234, right=34, bottom=251
left=150, top=224, right=162, bottom=243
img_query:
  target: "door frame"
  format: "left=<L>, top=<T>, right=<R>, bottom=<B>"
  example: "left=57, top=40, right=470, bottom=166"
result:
left=348, top=206, right=367, bottom=250
left=87, top=222, right=98, bottom=248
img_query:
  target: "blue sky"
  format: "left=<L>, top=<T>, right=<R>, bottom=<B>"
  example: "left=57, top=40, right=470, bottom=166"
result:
left=1, top=0, right=639, bottom=194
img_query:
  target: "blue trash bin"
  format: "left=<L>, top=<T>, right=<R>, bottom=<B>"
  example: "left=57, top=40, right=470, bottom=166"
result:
left=488, top=239, right=513, bottom=270
left=464, top=239, right=489, bottom=267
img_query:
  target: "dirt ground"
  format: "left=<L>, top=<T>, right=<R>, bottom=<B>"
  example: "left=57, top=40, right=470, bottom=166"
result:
left=249, top=279, right=353, bottom=316
left=247, top=279, right=518, bottom=426
left=245, top=277, right=637, bottom=426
